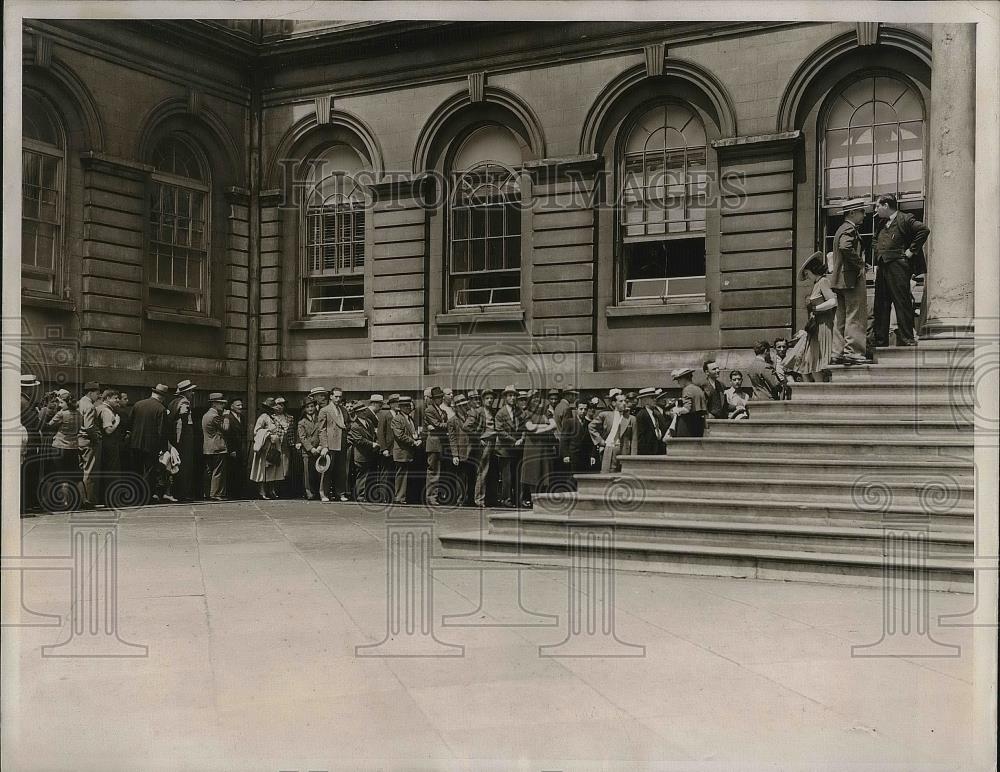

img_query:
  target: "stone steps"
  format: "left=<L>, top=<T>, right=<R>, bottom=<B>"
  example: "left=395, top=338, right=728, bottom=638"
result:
left=661, top=436, right=973, bottom=461
left=439, top=532, right=973, bottom=592
left=872, top=341, right=975, bottom=366
left=531, top=491, right=973, bottom=529
left=703, top=417, right=971, bottom=439
left=826, top=363, right=972, bottom=381
left=620, top=453, right=973, bottom=482
left=789, top=380, right=971, bottom=401
left=745, top=399, right=959, bottom=419
left=485, top=513, right=973, bottom=557
left=573, top=471, right=975, bottom=507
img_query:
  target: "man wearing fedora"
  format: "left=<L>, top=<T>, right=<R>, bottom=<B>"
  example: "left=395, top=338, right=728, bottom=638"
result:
left=348, top=394, right=384, bottom=502
left=129, top=384, right=172, bottom=504
left=829, top=198, right=871, bottom=365
left=873, top=193, right=930, bottom=348
left=390, top=396, right=421, bottom=504
left=422, top=386, right=448, bottom=506
left=168, top=380, right=198, bottom=502
left=297, top=397, right=322, bottom=500
left=202, top=393, right=230, bottom=500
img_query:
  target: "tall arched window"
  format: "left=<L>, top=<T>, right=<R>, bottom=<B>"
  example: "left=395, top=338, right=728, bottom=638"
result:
left=619, top=103, right=708, bottom=303
left=821, top=74, right=926, bottom=270
left=148, top=135, right=210, bottom=313
left=301, top=145, right=370, bottom=315
left=22, top=91, right=65, bottom=296
left=448, top=125, right=525, bottom=310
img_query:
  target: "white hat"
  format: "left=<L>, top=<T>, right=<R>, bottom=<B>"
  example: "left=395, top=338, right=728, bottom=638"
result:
left=671, top=367, right=695, bottom=380
left=370, top=393, right=384, bottom=403
left=20, top=374, right=41, bottom=388
left=608, top=388, right=622, bottom=399
left=637, top=387, right=657, bottom=398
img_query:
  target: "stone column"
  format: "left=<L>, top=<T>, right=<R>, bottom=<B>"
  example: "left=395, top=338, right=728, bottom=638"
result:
left=923, top=24, right=976, bottom=338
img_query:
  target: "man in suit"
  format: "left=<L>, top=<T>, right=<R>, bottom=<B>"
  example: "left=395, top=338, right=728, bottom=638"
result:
left=422, top=386, right=448, bottom=505
left=390, top=397, right=421, bottom=504
left=349, top=394, right=383, bottom=502
left=746, top=341, right=780, bottom=401
left=297, top=397, right=322, bottom=500
left=376, top=393, right=399, bottom=498
left=223, top=398, right=246, bottom=499
left=558, top=402, right=586, bottom=488
left=493, top=385, right=521, bottom=507
left=464, top=390, right=491, bottom=507
left=671, top=367, right=709, bottom=438
left=633, top=387, right=665, bottom=455
left=202, top=393, right=229, bottom=500
left=702, top=361, right=729, bottom=420
left=128, top=384, right=171, bottom=504
left=830, top=198, right=871, bottom=365
left=589, top=391, right=632, bottom=473
left=873, top=193, right=930, bottom=347
left=95, top=389, right=123, bottom=506
left=317, top=386, right=351, bottom=501
left=77, top=380, right=102, bottom=508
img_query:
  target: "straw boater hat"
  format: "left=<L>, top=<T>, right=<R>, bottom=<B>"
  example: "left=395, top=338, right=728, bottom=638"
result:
left=637, top=387, right=657, bottom=399
left=671, top=367, right=695, bottom=381
left=208, top=392, right=226, bottom=403
left=175, top=379, right=196, bottom=394
left=308, top=386, right=329, bottom=398
left=315, top=449, right=332, bottom=474
left=840, top=197, right=869, bottom=215
left=798, top=250, right=827, bottom=280
left=399, top=396, right=413, bottom=406
left=21, top=374, right=41, bottom=388
left=386, top=393, right=400, bottom=405
left=369, top=393, right=384, bottom=403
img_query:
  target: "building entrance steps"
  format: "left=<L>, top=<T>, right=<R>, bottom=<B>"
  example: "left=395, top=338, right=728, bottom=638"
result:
left=439, top=338, right=977, bottom=590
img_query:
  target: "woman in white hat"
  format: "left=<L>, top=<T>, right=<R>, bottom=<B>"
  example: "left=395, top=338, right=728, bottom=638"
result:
left=250, top=397, right=287, bottom=499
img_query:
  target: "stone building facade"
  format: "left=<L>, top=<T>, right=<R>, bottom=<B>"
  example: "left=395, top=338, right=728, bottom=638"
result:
left=19, top=19, right=975, bottom=413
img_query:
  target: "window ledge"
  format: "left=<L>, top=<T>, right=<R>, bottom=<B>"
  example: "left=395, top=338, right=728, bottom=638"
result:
left=290, top=314, right=368, bottom=330
left=606, top=300, right=711, bottom=318
left=22, top=294, right=75, bottom=312
left=145, top=309, right=223, bottom=328
left=436, top=307, right=525, bottom=325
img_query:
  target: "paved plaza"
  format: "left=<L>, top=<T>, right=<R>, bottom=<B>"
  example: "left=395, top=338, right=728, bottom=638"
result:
left=6, top=501, right=975, bottom=770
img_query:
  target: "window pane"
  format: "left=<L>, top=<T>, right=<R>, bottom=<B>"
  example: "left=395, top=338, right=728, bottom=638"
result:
left=506, top=236, right=521, bottom=268
left=826, top=129, right=850, bottom=167
left=452, top=239, right=468, bottom=273
left=22, top=226, right=38, bottom=269
left=453, top=209, right=468, bottom=240
left=899, top=161, right=924, bottom=195
left=849, top=166, right=872, bottom=197
left=874, top=163, right=898, bottom=197
left=487, top=238, right=504, bottom=271
left=307, top=276, right=364, bottom=314
left=899, top=122, right=923, bottom=162
left=826, top=167, right=849, bottom=201
left=487, top=206, right=504, bottom=239
left=849, top=127, right=873, bottom=164
left=470, top=207, right=486, bottom=239
left=622, top=237, right=706, bottom=301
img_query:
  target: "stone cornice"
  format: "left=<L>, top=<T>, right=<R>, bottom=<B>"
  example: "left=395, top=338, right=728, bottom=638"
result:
left=79, top=151, right=153, bottom=180
left=523, top=154, right=603, bottom=184
left=711, top=131, right=803, bottom=158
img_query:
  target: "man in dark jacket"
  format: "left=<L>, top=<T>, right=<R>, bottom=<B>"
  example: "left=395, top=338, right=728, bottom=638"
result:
left=701, top=362, right=729, bottom=420
left=633, top=387, right=666, bottom=454
left=128, top=384, right=171, bottom=504
left=223, top=398, right=246, bottom=499
left=348, top=394, right=383, bottom=502
left=873, top=193, right=930, bottom=347
left=422, top=386, right=448, bottom=505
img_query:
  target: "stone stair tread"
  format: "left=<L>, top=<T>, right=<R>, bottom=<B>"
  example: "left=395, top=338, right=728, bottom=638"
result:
left=624, top=454, right=972, bottom=470
left=579, top=472, right=974, bottom=490
left=705, top=418, right=970, bottom=426
left=665, top=436, right=973, bottom=447
left=489, top=513, right=973, bottom=540
left=441, top=531, right=974, bottom=570
left=533, top=490, right=974, bottom=516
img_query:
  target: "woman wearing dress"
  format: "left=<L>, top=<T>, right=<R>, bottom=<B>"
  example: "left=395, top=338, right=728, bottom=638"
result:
left=794, top=251, right=838, bottom=383
left=519, top=391, right=557, bottom=507
left=250, top=397, right=288, bottom=499
left=270, top=397, right=294, bottom=496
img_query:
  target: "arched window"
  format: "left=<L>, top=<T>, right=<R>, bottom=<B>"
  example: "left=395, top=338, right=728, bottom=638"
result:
left=148, top=134, right=210, bottom=313
left=22, top=91, right=65, bottom=296
left=821, top=74, right=926, bottom=271
left=448, top=125, right=524, bottom=309
left=301, top=145, right=370, bottom=315
left=619, top=103, right=708, bottom=303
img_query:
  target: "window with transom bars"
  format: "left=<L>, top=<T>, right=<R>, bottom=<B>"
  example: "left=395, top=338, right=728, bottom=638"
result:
left=22, top=91, right=65, bottom=297
left=619, top=103, right=707, bottom=304
left=148, top=135, right=210, bottom=313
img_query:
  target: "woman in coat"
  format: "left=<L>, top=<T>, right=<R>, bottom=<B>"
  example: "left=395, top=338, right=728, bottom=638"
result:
left=519, top=392, right=557, bottom=507
left=792, top=251, right=838, bottom=383
left=46, top=393, right=84, bottom=510
left=250, top=397, right=289, bottom=499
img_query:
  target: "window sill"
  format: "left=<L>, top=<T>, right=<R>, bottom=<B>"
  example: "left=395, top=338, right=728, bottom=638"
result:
left=145, top=310, right=223, bottom=328
left=22, top=294, right=75, bottom=312
left=435, top=307, right=525, bottom=325
left=290, top=314, right=368, bottom=330
left=606, top=300, right=711, bottom=318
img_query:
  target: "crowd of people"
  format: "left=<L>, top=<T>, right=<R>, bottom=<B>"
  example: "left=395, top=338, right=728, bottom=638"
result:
left=19, top=344, right=805, bottom=516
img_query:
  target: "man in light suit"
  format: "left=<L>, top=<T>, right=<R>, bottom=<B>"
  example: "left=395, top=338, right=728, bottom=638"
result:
left=830, top=198, right=870, bottom=365
left=201, top=393, right=229, bottom=500
left=317, top=386, right=350, bottom=501
left=493, top=385, right=522, bottom=507
left=588, top=391, right=632, bottom=473
left=390, top=397, right=421, bottom=504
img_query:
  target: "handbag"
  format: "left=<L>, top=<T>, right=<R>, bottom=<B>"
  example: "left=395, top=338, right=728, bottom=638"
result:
left=265, top=441, right=281, bottom=466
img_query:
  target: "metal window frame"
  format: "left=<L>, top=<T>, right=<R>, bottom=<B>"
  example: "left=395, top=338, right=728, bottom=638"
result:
left=148, top=172, right=211, bottom=315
